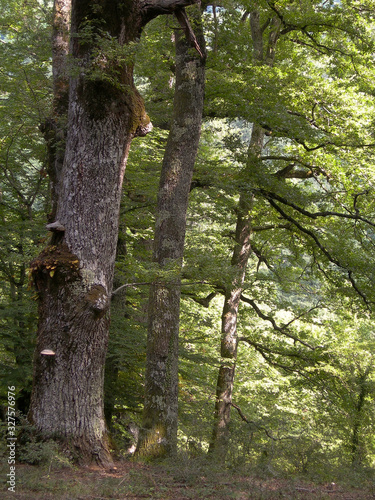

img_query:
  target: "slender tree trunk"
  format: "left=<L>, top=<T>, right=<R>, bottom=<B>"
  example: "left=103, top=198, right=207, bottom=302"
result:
left=351, top=365, right=371, bottom=465
left=210, top=125, right=264, bottom=452
left=29, top=0, right=199, bottom=466
left=40, top=0, right=71, bottom=222
left=137, top=13, right=205, bottom=458
left=210, top=12, right=280, bottom=453
left=104, top=223, right=127, bottom=429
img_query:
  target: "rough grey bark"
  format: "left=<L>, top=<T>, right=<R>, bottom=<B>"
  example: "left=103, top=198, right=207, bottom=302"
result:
left=137, top=13, right=206, bottom=458
left=29, top=0, right=200, bottom=467
left=210, top=12, right=280, bottom=453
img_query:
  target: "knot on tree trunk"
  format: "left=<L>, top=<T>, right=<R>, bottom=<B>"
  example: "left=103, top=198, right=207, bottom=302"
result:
left=85, top=284, right=110, bottom=317
left=134, top=119, right=153, bottom=137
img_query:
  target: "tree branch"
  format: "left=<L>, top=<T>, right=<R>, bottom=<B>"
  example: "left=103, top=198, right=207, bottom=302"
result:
left=258, top=189, right=375, bottom=228
left=174, top=7, right=204, bottom=58
left=140, top=0, right=204, bottom=58
left=183, top=291, right=217, bottom=307
left=111, top=280, right=211, bottom=296
left=240, top=295, right=318, bottom=349
left=261, top=195, right=372, bottom=308
left=274, top=164, right=314, bottom=179
left=140, top=0, right=200, bottom=15
left=239, top=337, right=315, bottom=379
left=231, top=402, right=278, bottom=440
left=252, top=223, right=291, bottom=232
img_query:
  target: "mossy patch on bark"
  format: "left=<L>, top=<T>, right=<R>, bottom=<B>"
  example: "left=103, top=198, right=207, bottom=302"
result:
left=30, top=243, right=80, bottom=290
left=85, top=284, right=110, bottom=317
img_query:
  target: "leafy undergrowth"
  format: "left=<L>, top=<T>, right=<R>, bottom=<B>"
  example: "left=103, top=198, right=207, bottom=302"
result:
left=2, top=457, right=375, bottom=500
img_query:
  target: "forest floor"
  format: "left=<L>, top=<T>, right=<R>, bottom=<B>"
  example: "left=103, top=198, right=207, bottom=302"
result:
left=2, top=458, right=375, bottom=499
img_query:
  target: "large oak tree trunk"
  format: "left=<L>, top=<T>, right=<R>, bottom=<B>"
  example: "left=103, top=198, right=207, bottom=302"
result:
left=29, top=0, right=199, bottom=466
left=29, top=106, right=135, bottom=466
left=210, top=12, right=280, bottom=453
left=137, top=13, right=205, bottom=458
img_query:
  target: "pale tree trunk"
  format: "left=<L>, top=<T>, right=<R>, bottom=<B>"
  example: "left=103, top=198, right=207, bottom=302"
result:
left=210, top=125, right=264, bottom=453
left=210, top=12, right=280, bottom=453
left=137, top=12, right=205, bottom=458
left=351, top=364, right=371, bottom=465
left=29, top=0, right=200, bottom=466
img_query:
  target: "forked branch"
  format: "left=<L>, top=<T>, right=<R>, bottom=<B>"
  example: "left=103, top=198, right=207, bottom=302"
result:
left=140, top=0, right=204, bottom=57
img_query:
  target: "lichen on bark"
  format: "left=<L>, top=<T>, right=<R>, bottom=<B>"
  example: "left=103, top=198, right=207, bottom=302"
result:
left=29, top=0, right=203, bottom=468
left=137, top=11, right=205, bottom=458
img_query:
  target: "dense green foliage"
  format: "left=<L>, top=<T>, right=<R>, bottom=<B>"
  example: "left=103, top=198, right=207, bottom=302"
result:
left=0, top=0, right=50, bottom=411
left=1, top=0, right=375, bottom=480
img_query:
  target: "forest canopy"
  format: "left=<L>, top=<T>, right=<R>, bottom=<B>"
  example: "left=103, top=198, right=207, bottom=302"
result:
left=1, top=0, right=375, bottom=480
